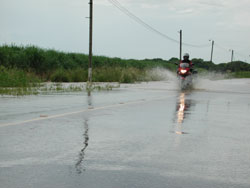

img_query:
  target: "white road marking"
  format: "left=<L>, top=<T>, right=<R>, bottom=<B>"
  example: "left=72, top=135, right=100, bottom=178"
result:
left=0, top=95, right=175, bottom=128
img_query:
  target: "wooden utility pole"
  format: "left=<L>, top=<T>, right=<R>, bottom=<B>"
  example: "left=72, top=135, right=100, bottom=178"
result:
left=210, top=40, right=214, bottom=62
left=179, top=30, right=182, bottom=61
left=231, top=50, right=234, bottom=62
left=88, top=0, right=93, bottom=83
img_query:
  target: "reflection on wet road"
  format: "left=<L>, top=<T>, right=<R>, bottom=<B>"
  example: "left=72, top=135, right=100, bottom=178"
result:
left=174, top=92, right=195, bottom=134
left=1, top=80, right=250, bottom=188
left=177, top=93, right=186, bottom=124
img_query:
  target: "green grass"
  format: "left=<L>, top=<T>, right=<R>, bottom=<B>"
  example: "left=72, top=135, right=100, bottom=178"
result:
left=232, top=71, right=250, bottom=78
left=2, top=44, right=250, bottom=96
left=47, top=67, right=164, bottom=83
left=0, top=66, right=166, bottom=95
left=0, top=87, right=40, bottom=96
left=0, top=45, right=178, bottom=88
left=0, top=66, right=41, bottom=87
left=0, top=45, right=177, bottom=74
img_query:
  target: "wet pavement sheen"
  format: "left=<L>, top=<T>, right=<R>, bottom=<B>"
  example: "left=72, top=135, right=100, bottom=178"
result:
left=1, top=80, right=250, bottom=188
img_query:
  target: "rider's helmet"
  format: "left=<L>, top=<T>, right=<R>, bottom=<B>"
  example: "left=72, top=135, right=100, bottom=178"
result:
left=183, top=53, right=189, bottom=59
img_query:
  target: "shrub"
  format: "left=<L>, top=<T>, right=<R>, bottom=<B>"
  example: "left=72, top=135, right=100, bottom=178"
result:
left=50, top=69, right=71, bottom=82
left=0, top=66, right=40, bottom=87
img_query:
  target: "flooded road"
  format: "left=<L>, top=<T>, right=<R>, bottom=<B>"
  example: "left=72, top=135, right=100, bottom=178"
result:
left=1, top=79, right=250, bottom=188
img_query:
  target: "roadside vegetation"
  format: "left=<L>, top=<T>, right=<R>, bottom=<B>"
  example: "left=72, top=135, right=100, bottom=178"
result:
left=0, top=45, right=176, bottom=83
left=0, top=44, right=250, bottom=95
left=232, top=71, right=250, bottom=78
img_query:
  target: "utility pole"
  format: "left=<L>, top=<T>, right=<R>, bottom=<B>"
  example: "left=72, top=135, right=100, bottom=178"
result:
left=179, top=30, right=182, bottom=61
left=231, top=50, right=234, bottom=62
left=88, top=0, right=93, bottom=83
left=210, top=40, right=214, bottom=62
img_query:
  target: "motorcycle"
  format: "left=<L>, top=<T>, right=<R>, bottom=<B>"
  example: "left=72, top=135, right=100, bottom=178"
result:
left=177, top=62, right=193, bottom=90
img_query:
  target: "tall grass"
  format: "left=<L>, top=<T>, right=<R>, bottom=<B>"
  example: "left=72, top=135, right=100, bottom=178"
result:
left=0, top=45, right=176, bottom=73
left=0, top=45, right=178, bottom=85
left=48, top=67, right=161, bottom=83
left=0, top=66, right=40, bottom=87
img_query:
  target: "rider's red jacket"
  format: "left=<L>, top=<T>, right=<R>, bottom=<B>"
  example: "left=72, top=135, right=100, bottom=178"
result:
left=180, top=60, right=193, bottom=68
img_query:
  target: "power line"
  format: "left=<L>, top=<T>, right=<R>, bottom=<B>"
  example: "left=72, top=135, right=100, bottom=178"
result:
left=235, top=51, right=249, bottom=60
left=214, top=43, right=228, bottom=52
left=108, top=0, right=178, bottom=43
left=108, top=0, right=210, bottom=48
left=107, top=0, right=249, bottom=63
left=215, top=42, right=249, bottom=62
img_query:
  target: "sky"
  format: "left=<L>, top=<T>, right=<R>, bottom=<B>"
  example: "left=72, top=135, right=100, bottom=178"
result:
left=1, top=0, right=250, bottom=63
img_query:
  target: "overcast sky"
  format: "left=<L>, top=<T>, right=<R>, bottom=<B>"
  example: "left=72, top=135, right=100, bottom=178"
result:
left=1, top=0, right=250, bottom=63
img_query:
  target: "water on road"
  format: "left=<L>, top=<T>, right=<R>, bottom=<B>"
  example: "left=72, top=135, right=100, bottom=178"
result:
left=1, top=79, right=250, bottom=188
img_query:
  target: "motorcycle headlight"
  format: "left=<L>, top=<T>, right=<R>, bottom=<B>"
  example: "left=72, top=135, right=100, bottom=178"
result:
left=180, top=70, right=187, bottom=74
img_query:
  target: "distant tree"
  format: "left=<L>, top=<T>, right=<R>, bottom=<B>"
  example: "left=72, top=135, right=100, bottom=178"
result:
left=169, top=57, right=179, bottom=63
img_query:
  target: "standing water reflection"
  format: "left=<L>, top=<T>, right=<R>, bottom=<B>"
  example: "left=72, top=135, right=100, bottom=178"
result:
left=174, top=92, right=194, bottom=134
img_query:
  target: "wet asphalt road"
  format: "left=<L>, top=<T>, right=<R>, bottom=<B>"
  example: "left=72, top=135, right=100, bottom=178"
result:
left=1, top=79, right=250, bottom=188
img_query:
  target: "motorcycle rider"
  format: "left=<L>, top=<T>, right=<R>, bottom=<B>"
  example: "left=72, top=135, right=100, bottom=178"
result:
left=181, top=53, right=192, bottom=66
left=178, top=53, right=193, bottom=73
